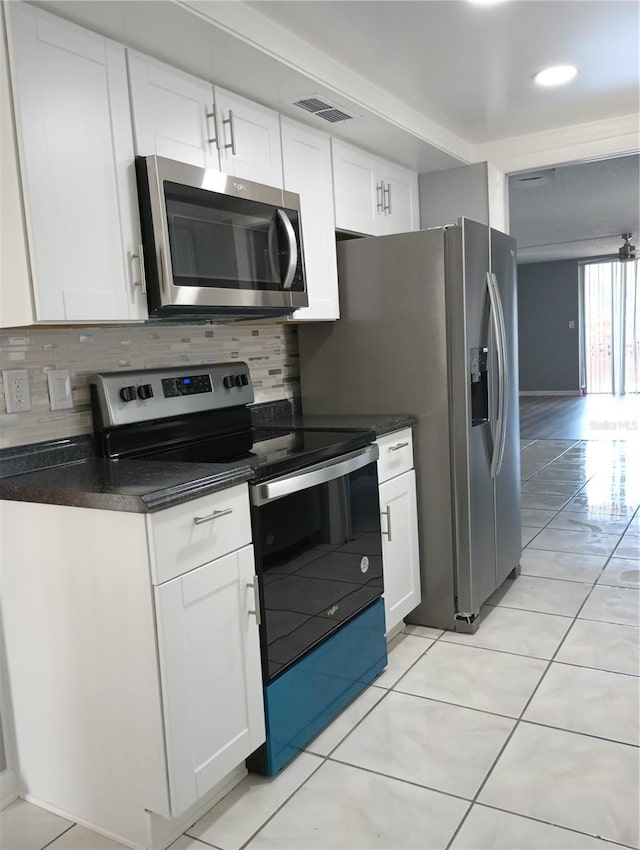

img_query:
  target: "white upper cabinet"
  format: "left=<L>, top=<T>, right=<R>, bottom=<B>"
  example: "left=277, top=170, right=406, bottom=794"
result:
left=281, top=117, right=339, bottom=321
left=214, top=87, right=283, bottom=188
left=331, top=140, right=379, bottom=235
left=126, top=57, right=283, bottom=189
left=331, top=139, right=419, bottom=236
left=127, top=51, right=219, bottom=168
left=6, top=3, right=146, bottom=323
left=379, top=160, right=420, bottom=235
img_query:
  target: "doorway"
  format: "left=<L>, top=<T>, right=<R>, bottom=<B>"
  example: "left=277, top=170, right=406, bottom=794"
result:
left=581, top=258, right=639, bottom=394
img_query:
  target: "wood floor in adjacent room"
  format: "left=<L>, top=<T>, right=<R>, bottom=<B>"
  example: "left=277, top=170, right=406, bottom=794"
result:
left=519, top=394, right=640, bottom=441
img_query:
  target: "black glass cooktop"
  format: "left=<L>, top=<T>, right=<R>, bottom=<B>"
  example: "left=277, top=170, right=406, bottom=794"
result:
left=250, top=427, right=374, bottom=480
left=140, top=426, right=375, bottom=481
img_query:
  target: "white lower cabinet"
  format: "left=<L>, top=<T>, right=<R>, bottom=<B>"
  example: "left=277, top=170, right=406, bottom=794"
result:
left=377, top=429, right=421, bottom=633
left=155, top=544, right=265, bottom=816
left=0, top=484, right=264, bottom=848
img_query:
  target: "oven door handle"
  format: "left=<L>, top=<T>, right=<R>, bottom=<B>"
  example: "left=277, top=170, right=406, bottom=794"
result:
left=250, top=444, right=379, bottom=506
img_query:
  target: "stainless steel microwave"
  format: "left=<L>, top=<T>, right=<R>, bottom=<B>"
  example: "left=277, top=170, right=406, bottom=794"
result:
left=135, top=156, right=308, bottom=317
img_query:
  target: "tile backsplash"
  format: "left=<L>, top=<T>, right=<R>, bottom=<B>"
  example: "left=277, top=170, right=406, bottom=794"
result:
left=0, top=321, right=299, bottom=448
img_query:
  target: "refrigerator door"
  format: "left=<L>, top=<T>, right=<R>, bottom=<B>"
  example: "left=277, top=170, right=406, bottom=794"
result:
left=445, top=220, right=497, bottom=619
left=298, top=229, right=458, bottom=629
left=490, top=228, right=522, bottom=585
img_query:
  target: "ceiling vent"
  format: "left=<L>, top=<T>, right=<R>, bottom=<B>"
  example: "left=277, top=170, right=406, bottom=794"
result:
left=292, top=95, right=357, bottom=123
left=512, top=169, right=556, bottom=188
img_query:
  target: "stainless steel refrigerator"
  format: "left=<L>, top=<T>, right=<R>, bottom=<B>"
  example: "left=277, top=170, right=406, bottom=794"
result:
left=297, top=218, right=521, bottom=631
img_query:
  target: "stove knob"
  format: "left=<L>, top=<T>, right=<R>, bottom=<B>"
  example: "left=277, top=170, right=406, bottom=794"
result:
left=233, top=374, right=243, bottom=387
left=137, top=384, right=154, bottom=400
left=120, top=385, right=137, bottom=403
left=223, top=375, right=235, bottom=389
left=239, top=373, right=249, bottom=386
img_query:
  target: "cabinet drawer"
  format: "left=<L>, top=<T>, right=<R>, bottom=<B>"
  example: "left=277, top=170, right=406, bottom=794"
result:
left=376, top=428, right=414, bottom=484
left=147, top=484, right=251, bottom=584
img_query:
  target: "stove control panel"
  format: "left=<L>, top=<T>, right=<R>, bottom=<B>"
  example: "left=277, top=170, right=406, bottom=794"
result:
left=162, top=373, right=212, bottom=398
left=89, top=362, right=254, bottom=427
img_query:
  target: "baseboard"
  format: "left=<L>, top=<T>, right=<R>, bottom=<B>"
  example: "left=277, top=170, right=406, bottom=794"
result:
left=519, top=390, right=581, bottom=396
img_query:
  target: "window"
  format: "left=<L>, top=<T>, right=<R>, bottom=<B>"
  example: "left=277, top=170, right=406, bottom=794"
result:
left=580, top=259, right=639, bottom=394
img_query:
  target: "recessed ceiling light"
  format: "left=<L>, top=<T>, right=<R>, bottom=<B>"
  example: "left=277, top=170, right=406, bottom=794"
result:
left=533, top=65, right=578, bottom=87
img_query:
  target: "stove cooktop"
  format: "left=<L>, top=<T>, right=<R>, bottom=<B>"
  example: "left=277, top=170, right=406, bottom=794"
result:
left=89, top=362, right=375, bottom=481
left=142, top=426, right=375, bottom=482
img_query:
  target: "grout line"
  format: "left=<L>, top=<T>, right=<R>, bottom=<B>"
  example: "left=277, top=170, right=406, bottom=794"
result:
left=324, top=754, right=474, bottom=804
left=236, top=632, right=442, bottom=849
left=39, top=824, right=77, bottom=850
left=467, top=801, right=638, bottom=850
left=210, top=440, right=638, bottom=850
left=519, top=717, right=640, bottom=750
left=448, top=439, right=638, bottom=848
left=236, top=755, right=326, bottom=850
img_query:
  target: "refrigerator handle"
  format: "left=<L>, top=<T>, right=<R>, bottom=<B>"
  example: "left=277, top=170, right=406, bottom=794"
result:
left=486, top=272, right=509, bottom=478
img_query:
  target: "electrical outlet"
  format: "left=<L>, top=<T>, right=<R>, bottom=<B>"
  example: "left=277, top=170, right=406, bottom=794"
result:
left=3, top=369, right=32, bottom=413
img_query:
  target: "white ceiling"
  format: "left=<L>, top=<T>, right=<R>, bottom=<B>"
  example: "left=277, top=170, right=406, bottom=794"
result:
left=509, top=154, right=640, bottom=263
left=32, top=0, right=640, bottom=262
left=249, top=0, right=640, bottom=144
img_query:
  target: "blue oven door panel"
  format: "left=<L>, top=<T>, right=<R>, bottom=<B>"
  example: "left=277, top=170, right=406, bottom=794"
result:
left=250, top=598, right=387, bottom=775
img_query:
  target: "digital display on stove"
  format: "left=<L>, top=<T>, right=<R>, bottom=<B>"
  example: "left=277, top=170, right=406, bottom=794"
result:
left=162, top=373, right=213, bottom=398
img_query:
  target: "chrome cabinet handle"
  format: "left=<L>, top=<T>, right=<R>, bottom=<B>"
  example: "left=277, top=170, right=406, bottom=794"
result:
left=223, top=109, right=236, bottom=154
left=247, top=580, right=261, bottom=626
left=389, top=441, right=409, bottom=452
left=381, top=506, right=392, bottom=541
left=193, top=507, right=233, bottom=525
left=130, top=243, right=147, bottom=294
left=206, top=105, right=220, bottom=149
left=383, top=183, right=392, bottom=214
left=376, top=181, right=384, bottom=213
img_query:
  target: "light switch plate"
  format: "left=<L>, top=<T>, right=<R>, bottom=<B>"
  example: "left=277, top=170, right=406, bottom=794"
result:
left=47, top=369, right=74, bottom=411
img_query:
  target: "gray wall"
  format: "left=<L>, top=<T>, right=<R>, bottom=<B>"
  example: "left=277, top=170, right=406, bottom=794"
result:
left=419, top=162, right=489, bottom=229
left=518, top=259, right=580, bottom=392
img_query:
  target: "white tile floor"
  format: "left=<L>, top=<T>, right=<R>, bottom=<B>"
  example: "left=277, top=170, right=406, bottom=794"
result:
left=2, top=439, right=639, bottom=850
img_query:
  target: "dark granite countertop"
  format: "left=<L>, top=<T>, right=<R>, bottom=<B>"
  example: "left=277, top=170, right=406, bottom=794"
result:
left=0, top=457, right=255, bottom=513
left=0, top=402, right=413, bottom=514
left=276, top=413, right=416, bottom=436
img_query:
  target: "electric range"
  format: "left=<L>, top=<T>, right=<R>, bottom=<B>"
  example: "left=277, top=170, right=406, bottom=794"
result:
left=90, top=362, right=388, bottom=775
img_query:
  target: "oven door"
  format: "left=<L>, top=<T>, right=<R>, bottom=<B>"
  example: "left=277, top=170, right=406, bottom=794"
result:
left=250, top=444, right=383, bottom=683
left=136, top=155, right=308, bottom=315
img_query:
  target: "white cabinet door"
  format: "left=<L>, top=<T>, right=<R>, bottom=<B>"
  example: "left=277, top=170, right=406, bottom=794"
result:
left=380, top=161, right=420, bottom=235
left=127, top=50, right=219, bottom=169
left=154, top=544, right=265, bottom=816
left=379, top=470, right=421, bottom=633
left=214, top=86, right=283, bottom=188
left=281, top=117, right=339, bottom=321
left=7, top=3, right=146, bottom=322
left=331, top=139, right=379, bottom=235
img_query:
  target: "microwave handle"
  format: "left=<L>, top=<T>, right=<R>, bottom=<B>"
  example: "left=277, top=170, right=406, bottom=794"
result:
left=277, top=209, right=298, bottom=291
